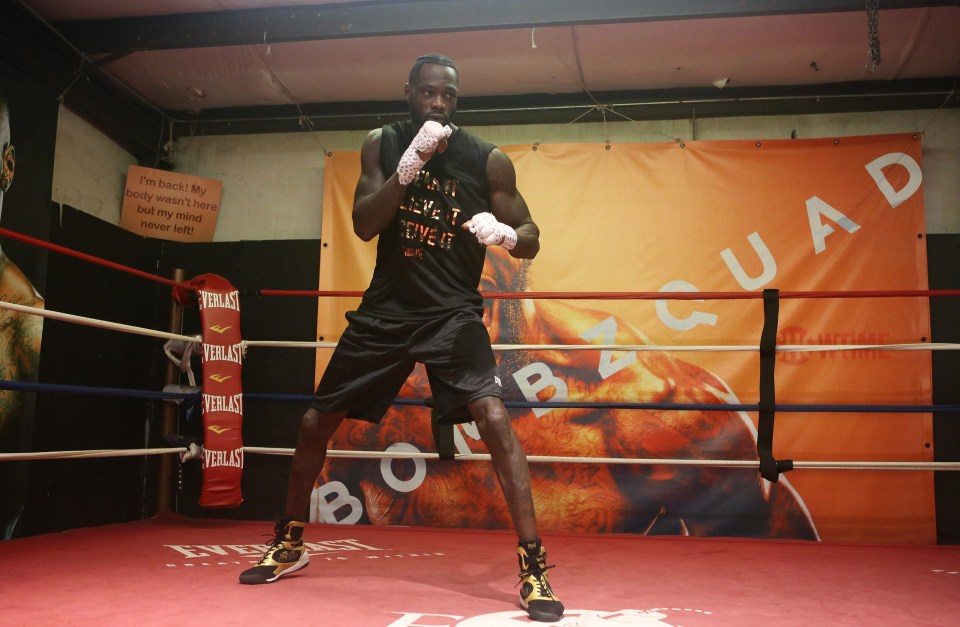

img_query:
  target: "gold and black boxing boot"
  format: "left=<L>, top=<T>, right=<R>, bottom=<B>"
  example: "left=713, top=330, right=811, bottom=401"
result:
left=517, top=539, right=564, bottom=622
left=239, top=517, right=309, bottom=584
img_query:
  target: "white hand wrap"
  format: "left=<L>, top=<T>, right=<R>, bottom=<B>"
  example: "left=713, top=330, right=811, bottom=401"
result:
left=396, top=121, right=453, bottom=185
left=467, top=212, right=517, bottom=250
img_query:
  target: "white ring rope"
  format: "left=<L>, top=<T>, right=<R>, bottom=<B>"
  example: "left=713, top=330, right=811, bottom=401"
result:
left=244, top=339, right=960, bottom=353
left=1, top=447, right=958, bottom=471
left=2, top=299, right=955, bottom=474
left=0, top=300, right=196, bottom=343
left=4, top=300, right=959, bottom=355
left=0, top=448, right=183, bottom=460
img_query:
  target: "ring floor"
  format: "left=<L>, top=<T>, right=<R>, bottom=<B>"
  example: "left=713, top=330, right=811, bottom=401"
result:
left=1, top=514, right=957, bottom=626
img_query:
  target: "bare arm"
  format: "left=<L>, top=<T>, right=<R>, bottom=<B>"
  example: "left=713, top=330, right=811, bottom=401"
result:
left=486, top=148, right=540, bottom=259
left=0, top=259, right=43, bottom=437
left=352, top=129, right=406, bottom=242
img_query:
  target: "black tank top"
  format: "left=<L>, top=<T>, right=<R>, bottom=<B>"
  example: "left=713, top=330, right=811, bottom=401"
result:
left=357, top=121, right=496, bottom=320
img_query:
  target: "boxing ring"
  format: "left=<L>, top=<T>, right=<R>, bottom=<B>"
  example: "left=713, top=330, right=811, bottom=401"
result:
left=1, top=225, right=959, bottom=626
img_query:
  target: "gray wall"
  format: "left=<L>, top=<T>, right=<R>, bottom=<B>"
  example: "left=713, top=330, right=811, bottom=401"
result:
left=52, top=107, right=960, bottom=239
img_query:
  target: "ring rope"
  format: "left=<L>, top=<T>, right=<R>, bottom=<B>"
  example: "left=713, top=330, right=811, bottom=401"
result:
left=0, top=300, right=197, bottom=344
left=0, top=448, right=184, bottom=461
left=4, top=226, right=959, bottom=303
left=2, top=379, right=958, bottom=414
left=0, top=227, right=194, bottom=290
left=387, top=398, right=960, bottom=413
left=1, top=228, right=953, bottom=477
left=2, top=446, right=958, bottom=471
left=0, top=379, right=197, bottom=402
left=0, top=379, right=960, bottom=414
left=4, top=298, right=954, bottom=356
left=243, top=339, right=960, bottom=353
left=255, top=288, right=960, bottom=300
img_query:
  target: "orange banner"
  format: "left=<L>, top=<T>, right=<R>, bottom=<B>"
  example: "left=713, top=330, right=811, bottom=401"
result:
left=120, top=165, right=222, bottom=242
left=313, top=134, right=933, bottom=543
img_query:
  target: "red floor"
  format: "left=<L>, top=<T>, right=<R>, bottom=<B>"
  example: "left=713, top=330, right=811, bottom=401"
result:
left=1, top=514, right=957, bottom=626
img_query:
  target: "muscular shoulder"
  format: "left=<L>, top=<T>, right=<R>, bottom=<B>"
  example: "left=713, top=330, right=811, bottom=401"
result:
left=377, top=121, right=412, bottom=149
left=361, top=128, right=382, bottom=154
left=483, top=147, right=522, bottom=197
left=0, top=259, right=43, bottom=387
left=373, top=122, right=411, bottom=172
left=0, top=256, right=43, bottom=309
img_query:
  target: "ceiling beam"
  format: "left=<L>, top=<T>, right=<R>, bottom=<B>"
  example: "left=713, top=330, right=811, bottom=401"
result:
left=54, top=0, right=959, bottom=55
left=0, top=2, right=166, bottom=165
left=168, top=77, right=960, bottom=137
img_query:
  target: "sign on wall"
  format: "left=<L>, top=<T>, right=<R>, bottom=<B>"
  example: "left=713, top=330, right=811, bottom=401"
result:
left=120, top=165, right=222, bottom=242
left=313, top=133, right=933, bottom=544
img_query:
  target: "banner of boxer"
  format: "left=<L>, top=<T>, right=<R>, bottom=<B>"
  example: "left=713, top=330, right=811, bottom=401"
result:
left=0, top=68, right=57, bottom=539
left=315, top=133, right=932, bottom=544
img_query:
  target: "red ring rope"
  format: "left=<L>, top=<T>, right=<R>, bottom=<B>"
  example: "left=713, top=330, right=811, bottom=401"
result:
left=259, top=288, right=960, bottom=300
left=4, top=227, right=959, bottom=301
left=0, top=227, right=194, bottom=290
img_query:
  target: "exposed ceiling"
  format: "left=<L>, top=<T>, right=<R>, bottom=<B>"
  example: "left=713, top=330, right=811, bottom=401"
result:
left=2, top=0, right=959, bottom=165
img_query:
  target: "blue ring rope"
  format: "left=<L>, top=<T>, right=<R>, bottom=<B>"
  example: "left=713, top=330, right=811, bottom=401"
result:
left=2, top=379, right=958, bottom=413
left=0, top=379, right=196, bottom=402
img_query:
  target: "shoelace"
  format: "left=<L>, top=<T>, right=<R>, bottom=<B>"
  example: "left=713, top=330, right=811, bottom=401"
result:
left=518, top=553, right=555, bottom=577
left=516, top=563, right=556, bottom=588
left=254, top=532, right=290, bottom=565
left=516, top=570, right=558, bottom=600
left=256, top=544, right=283, bottom=565
left=260, top=531, right=281, bottom=545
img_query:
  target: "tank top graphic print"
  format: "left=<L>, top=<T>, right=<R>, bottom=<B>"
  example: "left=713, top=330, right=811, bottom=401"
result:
left=358, top=121, right=496, bottom=321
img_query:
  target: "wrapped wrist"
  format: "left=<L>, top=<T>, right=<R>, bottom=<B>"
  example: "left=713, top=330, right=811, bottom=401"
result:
left=468, top=212, right=518, bottom=250
left=396, top=121, right=452, bottom=185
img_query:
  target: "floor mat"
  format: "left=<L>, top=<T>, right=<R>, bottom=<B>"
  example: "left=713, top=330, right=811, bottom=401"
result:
left=1, top=514, right=957, bottom=626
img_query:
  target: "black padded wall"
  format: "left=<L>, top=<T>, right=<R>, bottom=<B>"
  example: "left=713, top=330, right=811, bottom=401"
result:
left=158, top=238, right=321, bottom=521
left=21, top=205, right=164, bottom=536
left=20, top=205, right=321, bottom=534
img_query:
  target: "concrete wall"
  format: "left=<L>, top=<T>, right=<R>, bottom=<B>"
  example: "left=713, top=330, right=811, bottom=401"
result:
left=52, top=107, right=960, bottom=239
left=52, top=106, right=140, bottom=224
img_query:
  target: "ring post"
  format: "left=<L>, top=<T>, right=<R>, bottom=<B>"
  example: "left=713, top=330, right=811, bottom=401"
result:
left=177, top=273, right=245, bottom=508
left=157, top=268, right=185, bottom=514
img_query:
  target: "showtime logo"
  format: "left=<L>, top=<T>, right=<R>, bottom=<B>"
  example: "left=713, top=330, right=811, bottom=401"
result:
left=776, top=325, right=893, bottom=365
left=385, top=608, right=716, bottom=626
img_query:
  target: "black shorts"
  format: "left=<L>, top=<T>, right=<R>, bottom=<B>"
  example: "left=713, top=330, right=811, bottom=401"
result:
left=311, top=309, right=503, bottom=424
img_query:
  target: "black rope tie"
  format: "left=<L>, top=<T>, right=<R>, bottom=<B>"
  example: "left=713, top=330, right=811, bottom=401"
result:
left=757, top=288, right=793, bottom=482
left=423, top=397, right=456, bottom=461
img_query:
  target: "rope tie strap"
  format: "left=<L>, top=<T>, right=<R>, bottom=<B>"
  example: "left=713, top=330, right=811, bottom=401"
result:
left=757, top=288, right=793, bottom=483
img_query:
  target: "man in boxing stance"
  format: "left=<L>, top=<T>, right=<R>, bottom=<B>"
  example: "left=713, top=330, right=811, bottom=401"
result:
left=239, top=53, right=563, bottom=623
